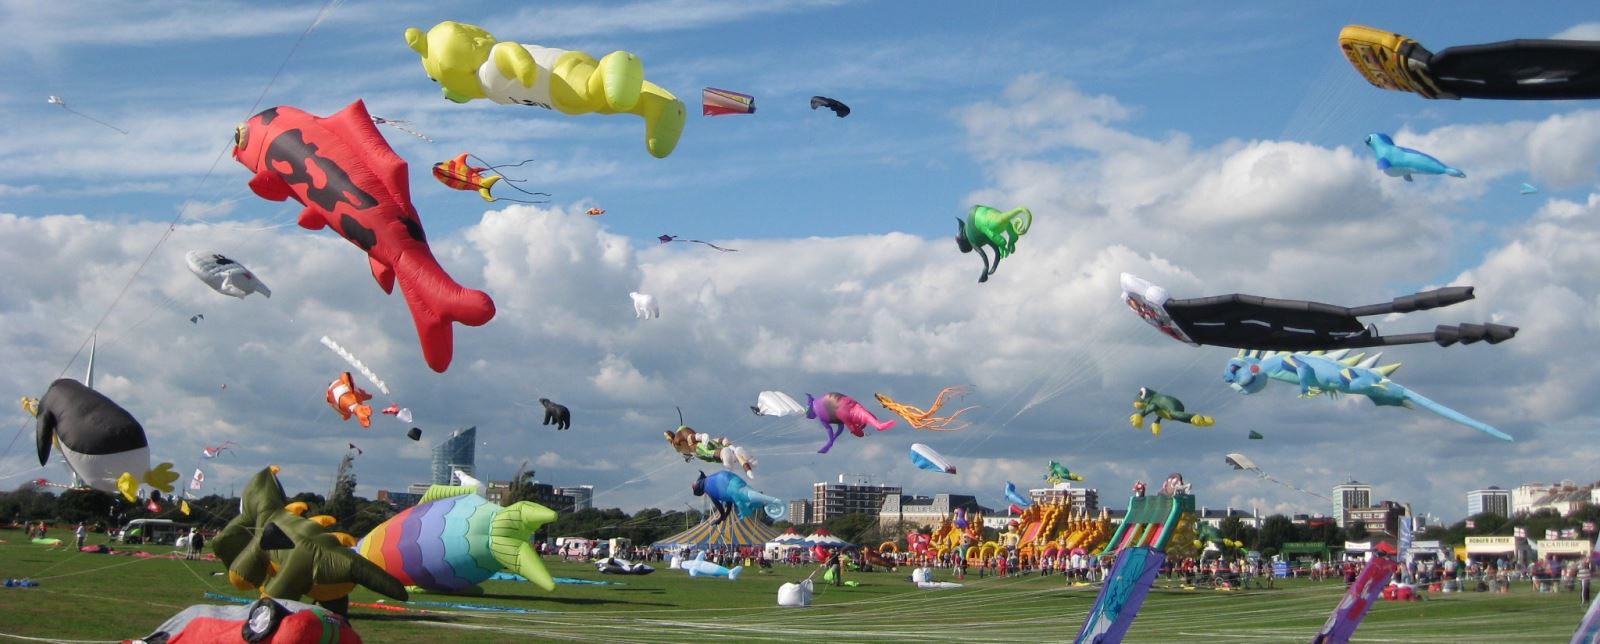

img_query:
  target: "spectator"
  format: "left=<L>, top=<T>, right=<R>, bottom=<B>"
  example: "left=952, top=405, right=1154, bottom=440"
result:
left=192, top=528, right=206, bottom=560
left=75, top=523, right=86, bottom=549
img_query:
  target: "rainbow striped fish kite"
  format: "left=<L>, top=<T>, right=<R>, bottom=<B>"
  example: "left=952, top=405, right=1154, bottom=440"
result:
left=702, top=87, right=755, bottom=116
left=356, top=480, right=558, bottom=594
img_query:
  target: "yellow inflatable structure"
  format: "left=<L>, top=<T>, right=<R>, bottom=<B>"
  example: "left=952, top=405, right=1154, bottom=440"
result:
left=404, top=21, right=687, bottom=158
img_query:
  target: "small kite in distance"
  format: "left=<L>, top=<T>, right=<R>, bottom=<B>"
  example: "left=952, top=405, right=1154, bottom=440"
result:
left=48, top=96, right=128, bottom=134
left=372, top=116, right=433, bottom=141
left=658, top=235, right=738, bottom=252
left=809, top=96, right=850, bottom=118
left=586, top=208, right=606, bottom=216
left=1519, top=183, right=1538, bottom=195
left=702, top=87, right=756, bottom=116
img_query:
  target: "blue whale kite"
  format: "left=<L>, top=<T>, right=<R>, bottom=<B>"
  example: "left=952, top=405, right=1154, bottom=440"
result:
left=1365, top=133, right=1465, bottom=182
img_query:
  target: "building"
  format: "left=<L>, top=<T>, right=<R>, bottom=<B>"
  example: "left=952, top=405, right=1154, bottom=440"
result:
left=788, top=500, right=812, bottom=525
left=1467, top=487, right=1510, bottom=518
left=406, top=483, right=432, bottom=496
left=487, top=479, right=575, bottom=513
left=430, top=427, right=477, bottom=485
left=812, top=475, right=901, bottom=524
left=1532, top=486, right=1592, bottom=517
left=558, top=486, right=594, bottom=511
left=1332, top=481, right=1372, bottom=528
left=1029, top=483, right=1098, bottom=515
left=376, top=490, right=422, bottom=509
left=1194, top=506, right=1261, bottom=529
left=1346, top=501, right=1404, bottom=537
left=1512, top=483, right=1559, bottom=516
left=878, top=494, right=987, bottom=532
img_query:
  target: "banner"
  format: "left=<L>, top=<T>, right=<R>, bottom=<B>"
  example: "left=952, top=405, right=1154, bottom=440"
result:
left=1075, top=548, right=1165, bottom=644
left=1398, top=517, right=1415, bottom=562
left=1585, top=521, right=1596, bottom=534
left=1548, top=529, right=1560, bottom=540
left=1312, top=554, right=1398, bottom=644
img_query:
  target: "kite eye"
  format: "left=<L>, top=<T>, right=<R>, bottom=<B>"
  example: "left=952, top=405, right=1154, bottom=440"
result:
left=233, top=123, right=248, bottom=151
left=1250, top=365, right=1260, bottom=374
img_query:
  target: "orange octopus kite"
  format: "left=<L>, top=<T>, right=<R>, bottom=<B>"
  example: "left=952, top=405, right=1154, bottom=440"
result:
left=874, top=386, right=977, bottom=430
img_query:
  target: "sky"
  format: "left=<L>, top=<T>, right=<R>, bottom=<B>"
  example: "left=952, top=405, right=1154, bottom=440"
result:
left=2, top=1, right=1599, bottom=527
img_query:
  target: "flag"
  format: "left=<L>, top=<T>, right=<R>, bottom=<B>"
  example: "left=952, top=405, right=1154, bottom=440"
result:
left=1074, top=548, right=1166, bottom=643
left=1466, top=519, right=1476, bottom=529
left=1314, top=552, right=1399, bottom=643
left=180, top=500, right=191, bottom=516
left=189, top=469, right=204, bottom=491
left=1398, top=517, right=1415, bottom=561
left=1584, top=521, right=1596, bottom=533
left=1547, top=529, right=1559, bottom=540
left=348, top=442, right=363, bottom=456
left=1562, top=528, right=1578, bottom=539
left=1514, top=527, right=1527, bottom=538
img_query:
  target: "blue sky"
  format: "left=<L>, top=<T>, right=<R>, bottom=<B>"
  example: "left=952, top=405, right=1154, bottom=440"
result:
left=3, top=1, right=1600, bottom=524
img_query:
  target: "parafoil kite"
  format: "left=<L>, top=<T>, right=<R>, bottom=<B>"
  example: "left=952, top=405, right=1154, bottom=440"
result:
left=1004, top=481, right=1031, bottom=510
left=432, top=153, right=549, bottom=203
left=1119, top=272, right=1518, bottom=351
left=1130, top=387, right=1215, bottom=436
left=809, top=96, right=850, bottom=117
left=356, top=479, right=558, bottom=593
left=956, top=205, right=1032, bottom=283
left=658, top=235, right=738, bottom=252
left=586, top=207, right=606, bottom=216
left=1339, top=25, right=1600, bottom=101
left=875, top=387, right=976, bottom=430
left=202, top=442, right=236, bottom=459
left=186, top=251, right=272, bottom=298
left=189, top=314, right=204, bottom=325
left=691, top=471, right=785, bottom=524
left=751, top=391, right=805, bottom=416
left=404, top=21, right=686, bottom=158
left=807, top=392, right=897, bottom=454
left=1224, top=348, right=1513, bottom=441
left=1520, top=183, right=1539, bottom=195
left=539, top=398, right=571, bottom=430
left=909, top=443, right=955, bottom=474
left=31, top=379, right=176, bottom=502
left=326, top=373, right=373, bottom=429
left=1225, top=452, right=1331, bottom=503
left=1247, top=430, right=1264, bottom=440
left=48, top=95, right=127, bottom=134
left=214, top=467, right=407, bottom=614
left=1365, top=133, right=1463, bottom=182
left=1044, top=461, right=1082, bottom=485
left=702, top=87, right=755, bottom=116
left=233, top=100, right=496, bottom=373
left=630, top=292, right=659, bottom=319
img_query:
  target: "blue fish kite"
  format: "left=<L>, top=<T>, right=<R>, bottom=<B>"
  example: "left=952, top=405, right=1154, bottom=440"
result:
left=1365, top=133, right=1465, bottom=182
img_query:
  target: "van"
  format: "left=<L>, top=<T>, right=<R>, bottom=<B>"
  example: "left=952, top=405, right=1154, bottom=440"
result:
left=117, top=519, right=188, bottom=545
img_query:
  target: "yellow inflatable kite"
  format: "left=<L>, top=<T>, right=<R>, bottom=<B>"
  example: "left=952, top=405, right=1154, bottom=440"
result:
left=404, top=21, right=687, bottom=159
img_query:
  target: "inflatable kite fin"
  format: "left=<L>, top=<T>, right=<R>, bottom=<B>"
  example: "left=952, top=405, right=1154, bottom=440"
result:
left=728, top=565, right=744, bottom=581
left=418, top=482, right=478, bottom=504
left=490, top=502, right=557, bottom=592
left=393, top=247, right=497, bottom=373
left=247, top=170, right=295, bottom=203
left=33, top=409, right=54, bottom=466
left=260, top=523, right=297, bottom=550
left=117, top=472, right=139, bottom=502
left=296, top=206, right=327, bottom=231
left=476, top=174, right=500, bottom=202
left=369, top=257, right=396, bottom=294
left=143, top=462, right=178, bottom=494
left=20, top=396, right=39, bottom=417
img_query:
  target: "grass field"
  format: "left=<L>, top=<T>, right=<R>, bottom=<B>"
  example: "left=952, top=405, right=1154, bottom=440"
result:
left=0, top=537, right=1589, bottom=642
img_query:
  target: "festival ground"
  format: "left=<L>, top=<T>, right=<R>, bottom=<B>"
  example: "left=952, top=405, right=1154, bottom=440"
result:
left=0, top=540, right=1584, bottom=642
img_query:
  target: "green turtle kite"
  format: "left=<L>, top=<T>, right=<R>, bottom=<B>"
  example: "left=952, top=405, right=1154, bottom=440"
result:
left=1130, top=387, right=1214, bottom=436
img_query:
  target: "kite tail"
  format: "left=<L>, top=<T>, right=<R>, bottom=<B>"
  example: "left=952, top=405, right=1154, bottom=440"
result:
left=1007, top=207, right=1033, bottom=236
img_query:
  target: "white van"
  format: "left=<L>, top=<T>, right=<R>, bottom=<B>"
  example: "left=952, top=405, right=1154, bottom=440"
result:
left=117, top=519, right=188, bottom=545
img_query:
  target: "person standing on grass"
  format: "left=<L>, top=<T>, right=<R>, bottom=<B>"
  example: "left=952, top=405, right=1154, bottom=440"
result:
left=75, top=523, right=86, bottom=549
left=192, top=528, right=205, bottom=560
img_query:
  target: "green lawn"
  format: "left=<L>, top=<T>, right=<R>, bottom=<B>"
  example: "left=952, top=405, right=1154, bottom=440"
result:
left=0, top=537, right=1588, bottom=642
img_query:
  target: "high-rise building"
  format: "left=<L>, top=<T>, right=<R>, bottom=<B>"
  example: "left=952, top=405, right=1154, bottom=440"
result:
left=1467, top=487, right=1511, bottom=518
left=1512, top=483, right=1557, bottom=516
left=812, top=475, right=901, bottom=524
left=431, top=427, right=477, bottom=485
left=788, top=500, right=812, bottom=524
left=1332, top=480, right=1372, bottom=527
left=1029, top=483, right=1098, bottom=514
left=558, top=486, right=594, bottom=511
left=487, top=479, right=576, bottom=513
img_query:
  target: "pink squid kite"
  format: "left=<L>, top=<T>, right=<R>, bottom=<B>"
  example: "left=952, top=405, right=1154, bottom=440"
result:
left=807, top=392, right=897, bottom=454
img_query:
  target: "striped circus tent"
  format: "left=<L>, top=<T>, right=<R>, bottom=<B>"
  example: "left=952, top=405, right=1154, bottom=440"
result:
left=653, top=515, right=780, bottom=549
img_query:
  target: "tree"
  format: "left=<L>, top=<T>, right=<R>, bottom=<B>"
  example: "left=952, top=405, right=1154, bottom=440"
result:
left=1257, top=514, right=1296, bottom=556
left=1344, top=522, right=1370, bottom=542
left=823, top=513, right=880, bottom=545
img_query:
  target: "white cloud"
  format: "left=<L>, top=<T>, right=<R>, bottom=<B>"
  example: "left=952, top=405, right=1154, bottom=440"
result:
left=1554, top=23, right=1600, bottom=41
left=503, top=0, right=850, bottom=39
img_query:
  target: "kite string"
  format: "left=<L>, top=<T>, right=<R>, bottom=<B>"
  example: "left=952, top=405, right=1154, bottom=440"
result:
left=0, top=0, right=345, bottom=472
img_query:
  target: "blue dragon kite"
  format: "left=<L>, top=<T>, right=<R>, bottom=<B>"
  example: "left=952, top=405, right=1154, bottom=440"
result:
left=1222, top=349, right=1511, bottom=441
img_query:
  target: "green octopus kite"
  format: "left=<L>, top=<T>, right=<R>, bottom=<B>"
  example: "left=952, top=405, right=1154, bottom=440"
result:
left=955, top=205, right=1033, bottom=283
left=1129, top=387, right=1214, bottom=436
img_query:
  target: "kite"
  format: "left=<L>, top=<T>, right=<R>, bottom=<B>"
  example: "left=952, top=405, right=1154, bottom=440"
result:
left=1004, top=481, right=1032, bottom=509
left=1130, top=387, right=1215, bottom=436
left=586, top=208, right=605, bottom=216
left=751, top=391, right=805, bottom=416
left=630, top=292, right=659, bottom=319
left=189, top=314, right=204, bottom=325
left=126, top=597, right=361, bottom=644
left=347, top=443, right=363, bottom=456
left=691, top=470, right=785, bottom=524
left=213, top=467, right=407, bottom=614
left=381, top=403, right=413, bottom=422
left=1225, top=349, right=1513, bottom=441
left=371, top=115, right=432, bottom=141
left=1519, top=183, right=1538, bottom=195
left=596, top=557, right=655, bottom=575
left=202, top=442, right=236, bottom=459
left=809, top=96, right=850, bottom=117
left=322, top=336, right=411, bottom=421
left=658, top=235, right=738, bottom=252
left=955, top=205, right=1033, bottom=283
left=356, top=480, right=559, bottom=594
left=1044, top=461, right=1083, bottom=485
left=1338, top=25, right=1600, bottom=101
left=680, top=552, right=741, bottom=580
left=1365, top=133, right=1464, bottom=182
left=702, top=87, right=755, bottom=116
left=1248, top=430, right=1264, bottom=440
left=806, top=392, right=897, bottom=454
left=1226, top=452, right=1330, bottom=502
left=405, top=20, right=686, bottom=158
left=1312, top=542, right=1399, bottom=643
left=185, top=251, right=271, bottom=299
left=431, top=153, right=550, bottom=203
left=1119, top=272, right=1518, bottom=351
left=539, top=398, right=571, bottom=430
left=407, top=427, right=423, bottom=441
left=327, top=373, right=374, bottom=429
left=47, top=95, right=127, bottom=134
left=30, top=379, right=176, bottom=502
left=909, top=443, right=956, bottom=474
left=189, top=469, right=204, bottom=491
left=233, top=100, right=496, bottom=373
left=874, top=387, right=976, bottom=430
left=663, top=410, right=756, bottom=476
